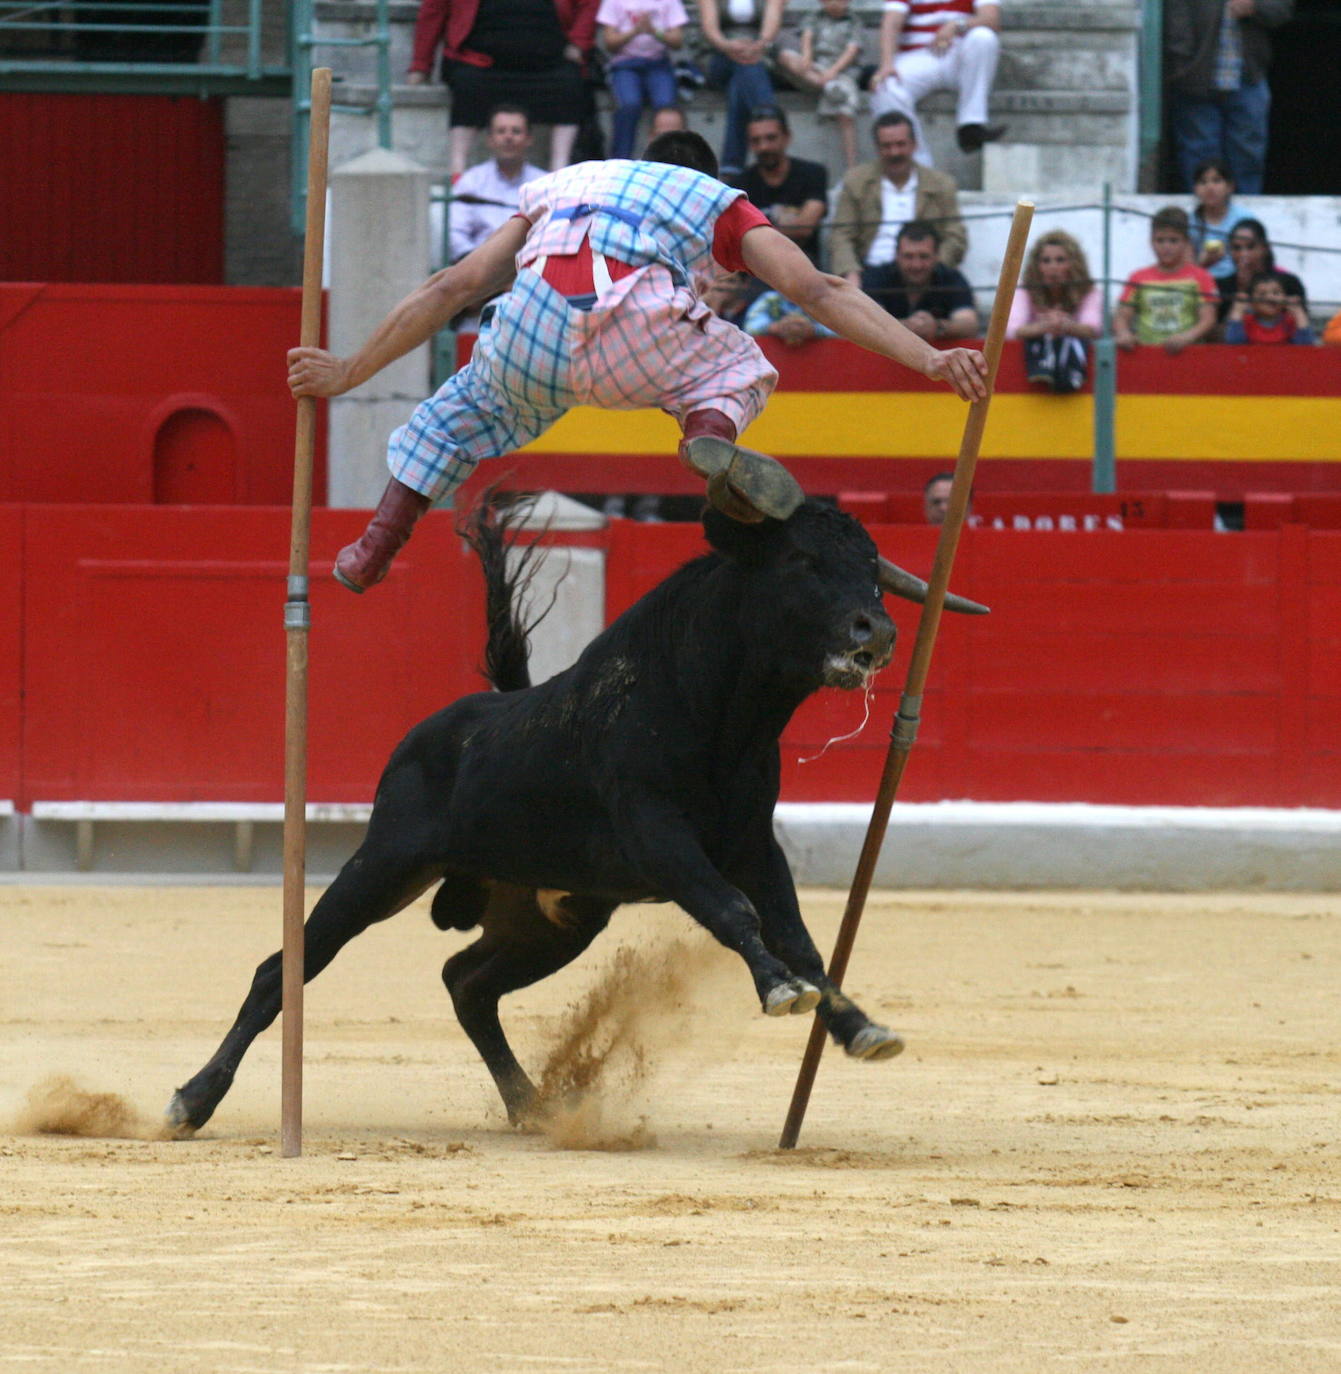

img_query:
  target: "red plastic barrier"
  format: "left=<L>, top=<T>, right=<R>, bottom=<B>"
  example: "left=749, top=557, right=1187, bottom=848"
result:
left=19, top=506, right=482, bottom=808
left=1245, top=493, right=1341, bottom=530
left=10, top=507, right=1341, bottom=811
left=0, top=508, right=20, bottom=804
left=838, top=490, right=1219, bottom=530
left=0, top=284, right=323, bottom=505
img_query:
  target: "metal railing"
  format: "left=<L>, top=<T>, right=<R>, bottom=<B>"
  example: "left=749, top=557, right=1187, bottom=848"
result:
left=290, top=0, right=393, bottom=233
left=0, top=1, right=280, bottom=83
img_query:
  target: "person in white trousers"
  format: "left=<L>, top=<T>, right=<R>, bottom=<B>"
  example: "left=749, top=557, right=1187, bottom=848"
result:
left=869, top=0, right=1006, bottom=162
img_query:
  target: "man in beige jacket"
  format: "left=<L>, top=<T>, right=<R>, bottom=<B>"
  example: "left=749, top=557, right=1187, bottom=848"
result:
left=829, top=111, right=967, bottom=284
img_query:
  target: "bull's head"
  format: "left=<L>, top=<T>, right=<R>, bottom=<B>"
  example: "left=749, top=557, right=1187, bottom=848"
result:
left=704, top=501, right=989, bottom=693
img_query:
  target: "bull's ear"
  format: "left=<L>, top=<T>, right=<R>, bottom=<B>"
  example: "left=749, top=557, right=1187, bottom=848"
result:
left=701, top=505, right=783, bottom=562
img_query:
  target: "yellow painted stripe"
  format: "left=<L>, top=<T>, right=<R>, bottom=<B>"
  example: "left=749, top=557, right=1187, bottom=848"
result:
left=519, top=393, right=1341, bottom=462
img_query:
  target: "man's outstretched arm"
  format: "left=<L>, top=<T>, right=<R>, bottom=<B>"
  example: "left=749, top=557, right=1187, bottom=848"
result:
left=288, top=215, right=531, bottom=398
left=741, top=224, right=989, bottom=401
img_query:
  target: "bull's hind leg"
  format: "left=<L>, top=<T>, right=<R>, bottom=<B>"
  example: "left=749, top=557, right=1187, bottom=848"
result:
left=166, top=854, right=441, bottom=1136
left=442, top=886, right=613, bottom=1125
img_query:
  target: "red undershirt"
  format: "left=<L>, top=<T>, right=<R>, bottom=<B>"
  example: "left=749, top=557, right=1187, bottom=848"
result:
left=513, top=197, right=770, bottom=294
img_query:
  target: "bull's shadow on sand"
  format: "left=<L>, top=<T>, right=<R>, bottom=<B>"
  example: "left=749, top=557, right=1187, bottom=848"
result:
left=167, top=497, right=987, bottom=1139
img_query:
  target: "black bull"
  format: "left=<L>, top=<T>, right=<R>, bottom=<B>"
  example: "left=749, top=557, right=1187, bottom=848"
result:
left=168, top=499, right=986, bottom=1134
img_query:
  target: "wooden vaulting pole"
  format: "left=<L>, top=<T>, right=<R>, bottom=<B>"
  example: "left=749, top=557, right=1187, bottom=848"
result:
left=282, top=66, right=332, bottom=1160
left=779, top=199, right=1036, bottom=1151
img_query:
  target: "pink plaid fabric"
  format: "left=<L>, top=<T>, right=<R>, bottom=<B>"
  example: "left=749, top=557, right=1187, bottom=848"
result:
left=389, top=264, right=777, bottom=503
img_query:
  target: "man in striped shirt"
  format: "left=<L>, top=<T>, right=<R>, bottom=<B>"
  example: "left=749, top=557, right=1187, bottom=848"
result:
left=869, top=0, right=1006, bottom=161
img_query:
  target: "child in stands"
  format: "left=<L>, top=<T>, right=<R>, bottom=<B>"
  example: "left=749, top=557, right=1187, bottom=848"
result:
left=1113, top=206, right=1218, bottom=355
left=1224, top=273, right=1316, bottom=345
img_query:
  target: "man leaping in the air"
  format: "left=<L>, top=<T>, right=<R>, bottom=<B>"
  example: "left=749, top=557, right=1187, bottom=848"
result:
left=288, top=130, right=988, bottom=593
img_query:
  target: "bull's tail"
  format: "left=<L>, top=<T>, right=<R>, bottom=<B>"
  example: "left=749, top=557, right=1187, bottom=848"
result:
left=459, top=490, right=551, bottom=693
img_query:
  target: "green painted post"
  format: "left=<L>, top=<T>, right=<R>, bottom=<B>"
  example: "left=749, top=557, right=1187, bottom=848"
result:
left=1138, top=0, right=1163, bottom=192
left=1092, top=183, right=1117, bottom=494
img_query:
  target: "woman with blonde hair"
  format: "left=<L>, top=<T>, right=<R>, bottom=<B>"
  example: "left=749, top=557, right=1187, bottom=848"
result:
left=1007, top=229, right=1103, bottom=393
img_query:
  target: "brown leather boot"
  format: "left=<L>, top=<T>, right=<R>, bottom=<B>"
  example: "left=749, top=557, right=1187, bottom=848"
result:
left=333, top=478, right=433, bottom=593
left=678, top=408, right=805, bottom=523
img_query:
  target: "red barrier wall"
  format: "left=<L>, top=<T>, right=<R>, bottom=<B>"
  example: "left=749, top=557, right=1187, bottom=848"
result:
left=0, top=94, right=225, bottom=285
left=7, top=506, right=1340, bottom=811
left=604, top=520, right=1341, bottom=808
left=0, top=508, right=20, bottom=804
left=18, top=507, right=482, bottom=808
left=0, top=285, right=322, bottom=505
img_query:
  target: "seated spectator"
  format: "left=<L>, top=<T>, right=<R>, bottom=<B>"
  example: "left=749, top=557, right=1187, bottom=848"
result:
left=863, top=220, right=978, bottom=339
left=449, top=105, right=546, bottom=262
left=776, top=0, right=864, bottom=170
left=869, top=0, right=1004, bottom=161
left=1325, top=306, right=1341, bottom=348
left=1112, top=206, right=1218, bottom=355
left=1218, top=217, right=1309, bottom=322
left=650, top=103, right=688, bottom=134
left=1007, top=230, right=1102, bottom=394
left=923, top=471, right=954, bottom=524
left=743, top=289, right=838, bottom=345
left=831, top=111, right=967, bottom=287
left=1188, top=159, right=1252, bottom=282
left=1224, top=274, right=1316, bottom=345
left=696, top=0, right=785, bottom=176
left=701, top=270, right=753, bottom=323
left=408, top=0, right=598, bottom=177
left=598, top=0, right=688, bottom=157
left=737, top=107, right=828, bottom=268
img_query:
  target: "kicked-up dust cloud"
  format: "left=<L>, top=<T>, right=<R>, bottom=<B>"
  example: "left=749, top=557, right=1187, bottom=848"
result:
left=534, top=930, right=736, bottom=1151
left=13, top=1074, right=167, bottom=1140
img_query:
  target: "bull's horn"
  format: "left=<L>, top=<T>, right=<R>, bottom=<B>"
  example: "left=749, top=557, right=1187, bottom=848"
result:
left=877, top=556, right=990, bottom=615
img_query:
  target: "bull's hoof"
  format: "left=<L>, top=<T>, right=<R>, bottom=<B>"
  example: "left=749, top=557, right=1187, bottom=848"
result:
left=847, top=1025, right=905, bottom=1061
left=764, top=979, right=821, bottom=1017
left=163, top=1091, right=200, bottom=1139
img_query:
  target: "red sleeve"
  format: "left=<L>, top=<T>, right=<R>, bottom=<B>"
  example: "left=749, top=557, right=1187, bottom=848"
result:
left=409, top=0, right=449, bottom=73
left=558, top=0, right=600, bottom=50
left=711, top=197, right=772, bottom=273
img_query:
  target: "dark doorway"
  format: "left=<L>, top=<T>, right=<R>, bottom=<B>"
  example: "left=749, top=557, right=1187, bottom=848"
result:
left=1264, top=0, right=1341, bottom=194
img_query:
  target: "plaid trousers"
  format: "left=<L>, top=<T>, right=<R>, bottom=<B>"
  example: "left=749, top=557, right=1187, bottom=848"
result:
left=388, top=265, right=778, bottom=503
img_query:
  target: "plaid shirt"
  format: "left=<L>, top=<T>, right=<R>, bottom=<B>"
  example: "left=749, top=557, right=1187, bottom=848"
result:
left=517, top=159, right=744, bottom=288
left=1213, top=1, right=1244, bottom=90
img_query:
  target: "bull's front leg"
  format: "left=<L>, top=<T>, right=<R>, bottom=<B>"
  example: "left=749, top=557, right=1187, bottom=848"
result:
left=730, top=831, right=904, bottom=1061
left=617, top=794, right=820, bottom=1017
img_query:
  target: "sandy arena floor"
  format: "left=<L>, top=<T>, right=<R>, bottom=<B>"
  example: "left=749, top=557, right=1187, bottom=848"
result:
left=2, top=883, right=1339, bottom=1372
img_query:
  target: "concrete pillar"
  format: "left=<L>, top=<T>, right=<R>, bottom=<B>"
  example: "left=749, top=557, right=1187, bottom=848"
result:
left=327, top=147, right=433, bottom=509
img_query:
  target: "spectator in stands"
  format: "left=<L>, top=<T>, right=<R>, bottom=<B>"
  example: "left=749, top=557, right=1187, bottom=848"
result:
left=776, top=0, right=865, bottom=170
left=743, top=289, right=838, bottom=344
left=650, top=103, right=688, bottom=134
left=1112, top=206, right=1218, bottom=354
left=1164, top=0, right=1295, bottom=195
left=1217, top=217, right=1308, bottom=322
left=923, top=471, right=954, bottom=524
left=1324, top=306, right=1341, bottom=348
left=1224, top=273, right=1315, bottom=344
left=864, top=220, right=978, bottom=338
left=696, top=0, right=785, bottom=176
left=1007, top=229, right=1102, bottom=394
left=1188, top=159, right=1251, bottom=281
left=407, top=0, right=599, bottom=176
left=737, top=107, right=829, bottom=268
left=869, top=0, right=1005, bottom=161
left=598, top=0, right=688, bottom=157
left=831, top=111, right=967, bottom=287
left=702, top=270, right=753, bottom=323
left=449, top=105, right=546, bottom=262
